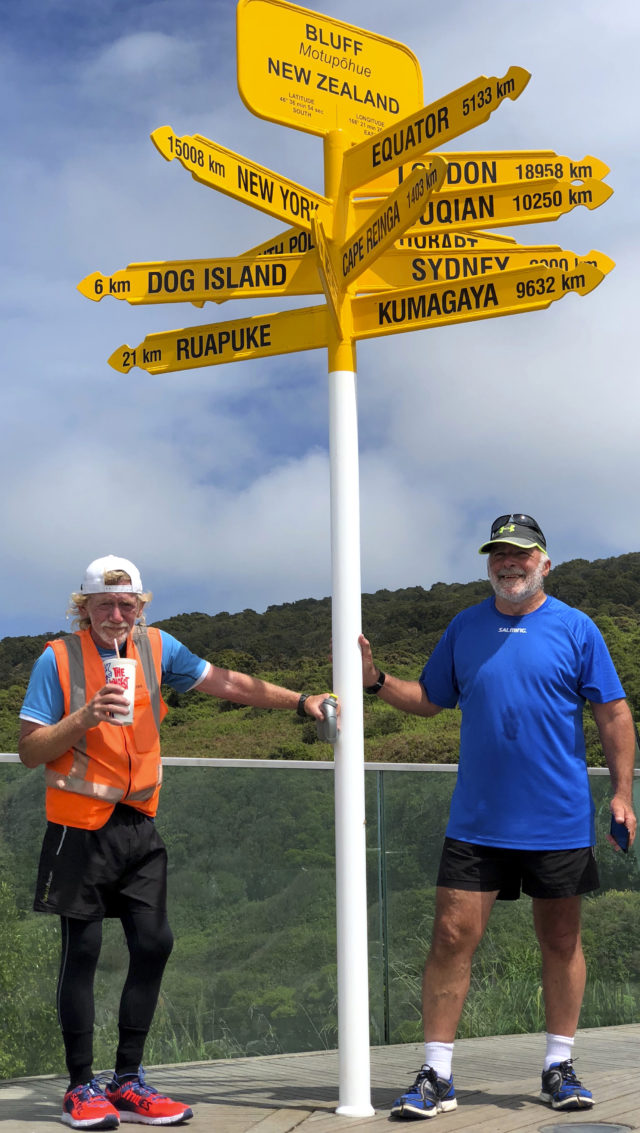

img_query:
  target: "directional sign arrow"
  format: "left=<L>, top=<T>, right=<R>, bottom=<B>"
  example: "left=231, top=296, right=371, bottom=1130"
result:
left=337, top=159, right=447, bottom=289
left=151, top=125, right=331, bottom=233
left=363, top=246, right=614, bottom=292
left=352, top=177, right=614, bottom=238
left=395, top=230, right=519, bottom=252
left=356, top=151, right=611, bottom=197
left=108, top=305, right=329, bottom=375
left=78, top=252, right=320, bottom=305
left=240, top=224, right=520, bottom=261
left=352, top=262, right=604, bottom=341
left=342, top=66, right=531, bottom=191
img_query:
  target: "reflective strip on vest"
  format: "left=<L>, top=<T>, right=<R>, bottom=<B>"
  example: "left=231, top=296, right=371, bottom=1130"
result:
left=133, top=627, right=162, bottom=732
left=44, top=627, right=162, bottom=802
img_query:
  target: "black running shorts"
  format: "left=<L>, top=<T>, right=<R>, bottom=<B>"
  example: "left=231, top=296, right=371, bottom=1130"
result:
left=33, top=803, right=168, bottom=921
left=437, top=836, right=600, bottom=901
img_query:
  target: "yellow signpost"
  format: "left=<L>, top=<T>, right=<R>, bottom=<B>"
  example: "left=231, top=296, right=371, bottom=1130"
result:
left=351, top=262, right=604, bottom=341
left=151, top=125, right=331, bottom=233
left=336, top=159, right=447, bottom=289
left=80, top=2, right=616, bottom=1116
left=351, top=177, right=613, bottom=238
left=236, top=0, right=424, bottom=140
left=354, top=245, right=614, bottom=292
left=342, top=66, right=531, bottom=191
left=78, top=252, right=321, bottom=305
left=108, top=305, right=329, bottom=375
left=311, top=217, right=344, bottom=335
left=357, top=150, right=610, bottom=196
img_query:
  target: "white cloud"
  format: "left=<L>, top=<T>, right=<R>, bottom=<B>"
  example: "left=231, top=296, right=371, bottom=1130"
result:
left=2, top=0, right=640, bottom=638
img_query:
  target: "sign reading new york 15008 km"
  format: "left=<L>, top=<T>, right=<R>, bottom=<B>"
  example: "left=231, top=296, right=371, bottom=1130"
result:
left=236, top=0, right=423, bottom=140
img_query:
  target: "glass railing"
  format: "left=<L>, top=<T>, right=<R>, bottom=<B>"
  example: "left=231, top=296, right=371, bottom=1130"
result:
left=1, top=756, right=639, bottom=1080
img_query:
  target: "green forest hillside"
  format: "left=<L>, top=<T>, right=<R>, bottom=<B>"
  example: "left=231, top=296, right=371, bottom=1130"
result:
left=2, top=551, right=640, bottom=762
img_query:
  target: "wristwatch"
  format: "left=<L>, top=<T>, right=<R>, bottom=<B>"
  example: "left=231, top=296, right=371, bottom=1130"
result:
left=365, top=670, right=386, bottom=694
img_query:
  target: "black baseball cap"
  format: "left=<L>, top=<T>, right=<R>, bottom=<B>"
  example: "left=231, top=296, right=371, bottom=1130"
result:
left=479, top=513, right=547, bottom=554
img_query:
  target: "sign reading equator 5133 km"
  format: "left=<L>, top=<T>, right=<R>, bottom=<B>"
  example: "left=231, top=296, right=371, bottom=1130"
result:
left=236, top=0, right=424, bottom=140
left=343, top=66, right=531, bottom=191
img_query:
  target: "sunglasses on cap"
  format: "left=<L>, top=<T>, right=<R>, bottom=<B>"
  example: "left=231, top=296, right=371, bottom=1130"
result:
left=490, top=513, right=545, bottom=540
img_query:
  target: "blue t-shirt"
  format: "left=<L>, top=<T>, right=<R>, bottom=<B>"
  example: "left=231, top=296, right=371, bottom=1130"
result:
left=20, top=630, right=209, bottom=726
left=420, top=595, right=625, bottom=850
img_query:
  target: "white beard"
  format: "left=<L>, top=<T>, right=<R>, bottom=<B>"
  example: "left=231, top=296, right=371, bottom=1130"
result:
left=489, top=560, right=547, bottom=605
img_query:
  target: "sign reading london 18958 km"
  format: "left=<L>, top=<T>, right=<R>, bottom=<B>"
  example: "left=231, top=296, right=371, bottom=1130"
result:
left=236, top=0, right=423, bottom=140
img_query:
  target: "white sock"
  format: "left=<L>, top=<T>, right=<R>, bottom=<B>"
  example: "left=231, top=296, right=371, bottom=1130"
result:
left=424, top=1041, right=454, bottom=1080
left=544, top=1032, right=574, bottom=1070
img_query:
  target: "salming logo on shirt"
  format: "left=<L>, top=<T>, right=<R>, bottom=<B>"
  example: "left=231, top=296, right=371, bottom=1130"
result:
left=498, top=626, right=527, bottom=633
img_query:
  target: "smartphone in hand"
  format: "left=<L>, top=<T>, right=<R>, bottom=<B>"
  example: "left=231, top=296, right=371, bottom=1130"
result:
left=610, top=815, right=630, bottom=853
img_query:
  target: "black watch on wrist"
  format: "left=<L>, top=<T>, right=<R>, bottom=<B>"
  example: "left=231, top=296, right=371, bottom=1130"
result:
left=365, top=670, right=386, bottom=695
left=297, top=693, right=310, bottom=717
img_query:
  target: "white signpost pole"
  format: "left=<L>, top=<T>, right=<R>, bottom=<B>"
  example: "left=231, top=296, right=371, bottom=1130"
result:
left=324, top=130, right=375, bottom=1118
left=329, top=364, right=374, bottom=1116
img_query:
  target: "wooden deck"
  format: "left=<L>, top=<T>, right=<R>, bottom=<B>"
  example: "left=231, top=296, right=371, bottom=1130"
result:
left=2, top=1027, right=638, bottom=1133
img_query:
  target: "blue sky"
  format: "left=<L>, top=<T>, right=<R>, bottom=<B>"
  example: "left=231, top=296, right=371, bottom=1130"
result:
left=3, top=0, right=639, bottom=637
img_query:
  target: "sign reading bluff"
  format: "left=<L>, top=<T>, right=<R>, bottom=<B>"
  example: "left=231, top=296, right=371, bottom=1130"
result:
left=343, top=66, right=531, bottom=192
left=236, top=0, right=423, bottom=140
left=151, top=126, right=330, bottom=233
left=352, top=262, right=604, bottom=341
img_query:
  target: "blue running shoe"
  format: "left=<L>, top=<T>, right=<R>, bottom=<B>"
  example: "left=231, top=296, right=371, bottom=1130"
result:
left=540, top=1060, right=594, bottom=1110
left=391, top=1065, right=457, bottom=1119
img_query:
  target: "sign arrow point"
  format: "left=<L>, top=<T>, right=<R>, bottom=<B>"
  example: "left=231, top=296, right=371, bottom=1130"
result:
left=77, top=272, right=106, bottom=301
left=150, top=126, right=174, bottom=161
left=108, top=347, right=133, bottom=373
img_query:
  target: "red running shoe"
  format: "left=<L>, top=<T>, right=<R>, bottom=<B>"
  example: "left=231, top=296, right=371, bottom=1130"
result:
left=105, top=1068, right=193, bottom=1125
left=62, top=1080, right=120, bottom=1129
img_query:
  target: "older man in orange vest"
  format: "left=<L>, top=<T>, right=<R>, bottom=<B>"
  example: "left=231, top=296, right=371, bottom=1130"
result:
left=19, top=555, right=332, bottom=1130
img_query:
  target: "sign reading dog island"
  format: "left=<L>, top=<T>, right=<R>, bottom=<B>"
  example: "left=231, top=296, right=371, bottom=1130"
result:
left=236, top=0, right=423, bottom=140
left=80, top=5, right=614, bottom=1116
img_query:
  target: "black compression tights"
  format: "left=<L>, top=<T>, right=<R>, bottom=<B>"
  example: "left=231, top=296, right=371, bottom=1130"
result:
left=58, top=911, right=174, bottom=1087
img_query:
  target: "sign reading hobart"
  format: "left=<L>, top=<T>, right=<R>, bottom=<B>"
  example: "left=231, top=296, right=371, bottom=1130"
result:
left=236, top=0, right=423, bottom=139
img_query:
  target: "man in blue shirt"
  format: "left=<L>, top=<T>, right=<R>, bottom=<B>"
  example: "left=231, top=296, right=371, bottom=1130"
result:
left=360, top=515, right=636, bottom=1117
left=19, top=554, right=332, bottom=1130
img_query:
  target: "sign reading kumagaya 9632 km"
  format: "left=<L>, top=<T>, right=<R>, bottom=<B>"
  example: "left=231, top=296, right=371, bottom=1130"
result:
left=351, top=262, right=604, bottom=341
left=236, top=0, right=423, bottom=139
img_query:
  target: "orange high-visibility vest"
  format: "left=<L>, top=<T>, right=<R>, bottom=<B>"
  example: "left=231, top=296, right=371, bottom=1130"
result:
left=44, top=627, right=168, bottom=830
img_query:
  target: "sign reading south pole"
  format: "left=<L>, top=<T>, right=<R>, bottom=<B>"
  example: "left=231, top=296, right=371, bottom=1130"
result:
left=236, top=0, right=423, bottom=140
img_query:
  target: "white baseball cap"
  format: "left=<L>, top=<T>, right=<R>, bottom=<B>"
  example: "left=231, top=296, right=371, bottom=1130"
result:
left=80, top=555, right=144, bottom=594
